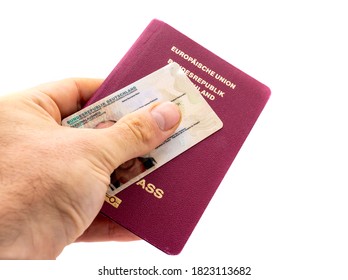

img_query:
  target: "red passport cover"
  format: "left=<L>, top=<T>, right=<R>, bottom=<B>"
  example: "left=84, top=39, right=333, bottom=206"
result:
left=84, top=19, right=271, bottom=255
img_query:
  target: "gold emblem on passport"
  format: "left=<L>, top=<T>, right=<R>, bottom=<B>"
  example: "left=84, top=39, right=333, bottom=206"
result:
left=105, top=193, right=122, bottom=208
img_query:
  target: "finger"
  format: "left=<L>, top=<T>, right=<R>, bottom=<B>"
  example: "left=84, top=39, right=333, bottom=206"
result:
left=91, top=101, right=181, bottom=172
left=34, top=78, right=103, bottom=119
left=75, top=214, right=140, bottom=242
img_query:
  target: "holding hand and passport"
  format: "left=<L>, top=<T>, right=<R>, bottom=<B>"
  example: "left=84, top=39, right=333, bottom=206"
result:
left=0, top=77, right=182, bottom=259
left=63, top=19, right=270, bottom=255
left=0, top=18, right=269, bottom=260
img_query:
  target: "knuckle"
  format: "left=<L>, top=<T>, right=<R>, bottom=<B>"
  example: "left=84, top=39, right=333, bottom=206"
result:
left=118, top=116, right=154, bottom=145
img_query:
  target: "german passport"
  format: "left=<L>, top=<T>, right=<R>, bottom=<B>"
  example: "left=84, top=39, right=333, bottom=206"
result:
left=81, top=19, right=271, bottom=254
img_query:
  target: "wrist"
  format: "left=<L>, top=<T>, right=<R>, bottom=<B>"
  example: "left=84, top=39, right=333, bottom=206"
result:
left=0, top=211, right=64, bottom=259
left=0, top=207, right=31, bottom=259
left=0, top=184, right=65, bottom=259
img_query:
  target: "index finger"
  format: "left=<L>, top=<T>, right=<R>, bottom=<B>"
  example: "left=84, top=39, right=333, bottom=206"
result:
left=36, top=78, right=103, bottom=119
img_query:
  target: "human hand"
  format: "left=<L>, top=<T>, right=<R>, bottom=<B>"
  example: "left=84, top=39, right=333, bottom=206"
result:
left=0, top=78, right=181, bottom=259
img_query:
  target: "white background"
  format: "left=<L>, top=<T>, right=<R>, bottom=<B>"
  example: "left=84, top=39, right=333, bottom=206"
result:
left=0, top=1, right=347, bottom=279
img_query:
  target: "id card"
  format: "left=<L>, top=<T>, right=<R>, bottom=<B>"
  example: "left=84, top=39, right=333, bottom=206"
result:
left=62, top=62, right=223, bottom=195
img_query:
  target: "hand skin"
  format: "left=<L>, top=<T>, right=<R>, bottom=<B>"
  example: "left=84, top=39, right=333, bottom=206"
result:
left=0, top=78, right=181, bottom=259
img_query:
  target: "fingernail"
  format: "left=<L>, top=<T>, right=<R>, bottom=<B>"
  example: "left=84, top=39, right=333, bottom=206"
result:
left=151, top=102, right=181, bottom=131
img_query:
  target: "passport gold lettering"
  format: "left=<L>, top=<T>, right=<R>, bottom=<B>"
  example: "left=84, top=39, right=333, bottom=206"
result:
left=136, top=179, right=164, bottom=199
left=168, top=59, right=223, bottom=99
left=170, top=46, right=237, bottom=91
left=171, top=46, right=215, bottom=76
left=154, top=188, right=164, bottom=199
left=214, top=74, right=237, bottom=89
left=200, top=90, right=215, bottom=100
left=145, top=183, right=155, bottom=194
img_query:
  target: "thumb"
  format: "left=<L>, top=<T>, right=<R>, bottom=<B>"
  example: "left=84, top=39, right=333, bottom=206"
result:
left=94, top=101, right=181, bottom=171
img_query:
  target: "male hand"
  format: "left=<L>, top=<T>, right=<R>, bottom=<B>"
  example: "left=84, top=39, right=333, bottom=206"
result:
left=0, top=78, right=181, bottom=259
